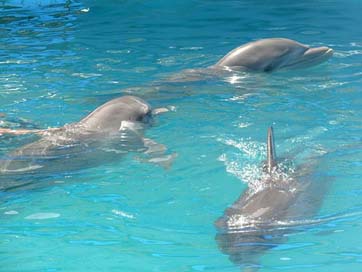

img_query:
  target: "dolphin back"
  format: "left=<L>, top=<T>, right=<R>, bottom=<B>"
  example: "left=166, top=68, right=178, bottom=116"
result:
left=266, top=126, right=276, bottom=173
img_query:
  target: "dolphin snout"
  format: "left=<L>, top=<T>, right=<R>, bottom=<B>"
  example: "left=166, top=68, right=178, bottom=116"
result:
left=324, top=47, right=334, bottom=57
left=304, top=46, right=333, bottom=60
left=284, top=46, right=333, bottom=69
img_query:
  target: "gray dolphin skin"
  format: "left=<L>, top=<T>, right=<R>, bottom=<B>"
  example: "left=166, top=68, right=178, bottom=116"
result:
left=215, top=127, right=327, bottom=271
left=0, top=96, right=168, bottom=190
left=213, top=38, right=333, bottom=72
left=78, top=95, right=152, bottom=132
left=163, top=38, right=333, bottom=83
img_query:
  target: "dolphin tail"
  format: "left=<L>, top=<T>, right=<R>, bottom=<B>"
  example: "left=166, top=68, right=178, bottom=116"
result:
left=266, top=126, right=277, bottom=173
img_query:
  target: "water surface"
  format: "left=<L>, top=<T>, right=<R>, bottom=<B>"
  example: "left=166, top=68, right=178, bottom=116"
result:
left=1, top=0, right=362, bottom=271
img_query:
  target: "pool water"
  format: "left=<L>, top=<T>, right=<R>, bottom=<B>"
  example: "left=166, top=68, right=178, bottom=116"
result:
left=1, top=0, right=362, bottom=271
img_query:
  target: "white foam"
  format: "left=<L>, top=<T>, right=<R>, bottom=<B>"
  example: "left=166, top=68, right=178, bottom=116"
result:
left=227, top=93, right=256, bottom=101
left=180, top=47, right=203, bottom=51
left=112, top=209, right=135, bottom=219
left=71, top=73, right=102, bottom=79
left=227, top=214, right=257, bottom=228
left=4, top=210, right=18, bottom=215
left=25, top=213, right=60, bottom=220
left=219, top=137, right=264, bottom=159
left=237, top=122, right=251, bottom=128
left=218, top=137, right=296, bottom=193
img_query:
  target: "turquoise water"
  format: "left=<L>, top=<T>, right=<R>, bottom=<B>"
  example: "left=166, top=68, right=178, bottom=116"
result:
left=1, top=0, right=362, bottom=271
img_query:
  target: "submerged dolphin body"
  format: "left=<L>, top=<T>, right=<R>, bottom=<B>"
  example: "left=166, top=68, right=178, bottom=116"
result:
left=214, top=38, right=333, bottom=72
left=0, top=96, right=170, bottom=190
left=215, top=127, right=328, bottom=271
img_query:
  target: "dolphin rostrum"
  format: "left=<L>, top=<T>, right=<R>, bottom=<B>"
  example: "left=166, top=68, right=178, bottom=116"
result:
left=0, top=96, right=172, bottom=190
left=215, top=127, right=329, bottom=271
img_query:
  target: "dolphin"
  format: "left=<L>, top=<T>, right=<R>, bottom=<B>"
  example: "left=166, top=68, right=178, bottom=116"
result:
left=160, top=38, right=333, bottom=83
left=0, top=96, right=171, bottom=190
left=213, top=38, right=333, bottom=72
left=215, top=127, right=329, bottom=271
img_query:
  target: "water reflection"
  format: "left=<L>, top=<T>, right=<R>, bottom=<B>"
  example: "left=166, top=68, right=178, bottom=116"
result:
left=0, top=0, right=83, bottom=56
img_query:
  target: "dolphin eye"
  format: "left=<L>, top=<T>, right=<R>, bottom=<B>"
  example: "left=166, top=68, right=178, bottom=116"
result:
left=137, top=112, right=152, bottom=122
left=264, top=64, right=274, bottom=72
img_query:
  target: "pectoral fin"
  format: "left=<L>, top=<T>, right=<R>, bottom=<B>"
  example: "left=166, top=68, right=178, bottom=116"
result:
left=134, top=137, right=177, bottom=169
left=143, top=138, right=167, bottom=154
left=146, top=153, right=177, bottom=169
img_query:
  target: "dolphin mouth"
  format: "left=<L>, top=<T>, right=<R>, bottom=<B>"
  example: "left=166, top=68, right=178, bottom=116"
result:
left=306, top=47, right=334, bottom=59
left=324, top=48, right=334, bottom=56
left=312, top=48, right=333, bottom=64
left=285, top=46, right=333, bottom=69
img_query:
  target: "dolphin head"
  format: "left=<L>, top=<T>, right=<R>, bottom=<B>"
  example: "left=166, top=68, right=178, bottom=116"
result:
left=215, top=229, right=284, bottom=270
left=121, top=96, right=152, bottom=122
left=214, top=38, right=333, bottom=72
left=80, top=96, right=152, bottom=132
left=279, top=46, right=333, bottom=70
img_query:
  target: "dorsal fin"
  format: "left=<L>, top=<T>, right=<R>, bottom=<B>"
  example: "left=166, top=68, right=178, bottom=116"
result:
left=266, top=126, right=277, bottom=173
